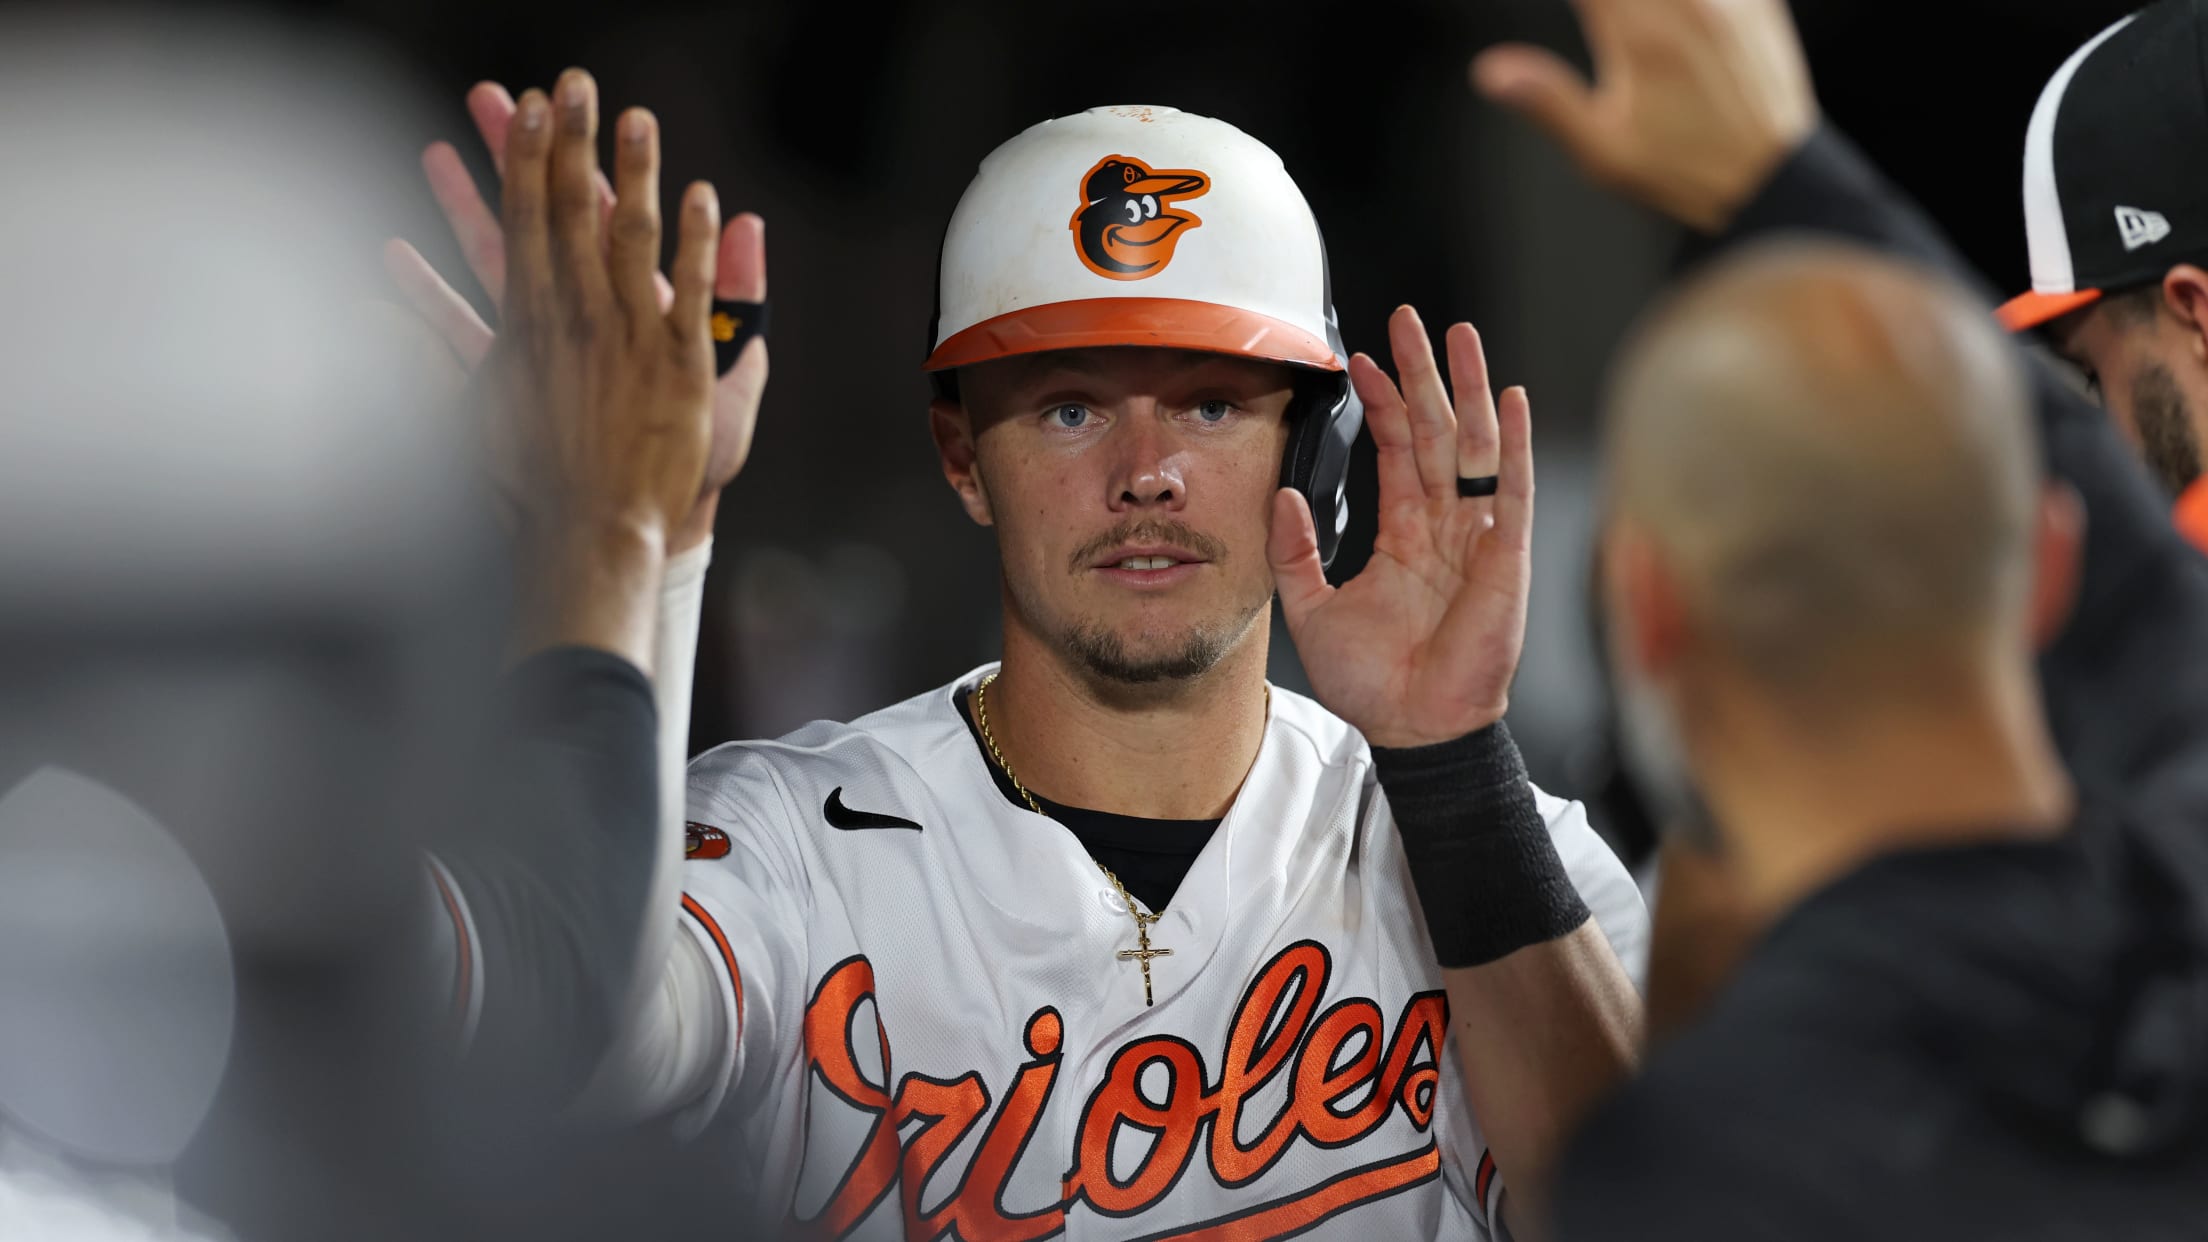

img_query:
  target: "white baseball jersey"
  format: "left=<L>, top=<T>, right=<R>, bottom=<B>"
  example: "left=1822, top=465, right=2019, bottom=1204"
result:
left=668, top=665, right=1648, bottom=1241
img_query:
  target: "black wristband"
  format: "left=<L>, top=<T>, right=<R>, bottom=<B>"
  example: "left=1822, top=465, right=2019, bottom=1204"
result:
left=1371, top=720, right=1592, bottom=968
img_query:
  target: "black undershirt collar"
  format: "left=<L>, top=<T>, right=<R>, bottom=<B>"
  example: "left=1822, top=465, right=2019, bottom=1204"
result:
left=954, top=687, right=1218, bottom=914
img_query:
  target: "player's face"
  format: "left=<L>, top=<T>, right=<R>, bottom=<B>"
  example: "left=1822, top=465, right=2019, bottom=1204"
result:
left=942, top=347, right=1298, bottom=685
left=2051, top=297, right=2208, bottom=498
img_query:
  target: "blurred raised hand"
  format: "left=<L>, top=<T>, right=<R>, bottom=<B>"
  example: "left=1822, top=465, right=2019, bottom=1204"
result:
left=486, top=70, right=718, bottom=665
left=387, top=80, right=767, bottom=550
left=1472, top=0, right=1819, bottom=234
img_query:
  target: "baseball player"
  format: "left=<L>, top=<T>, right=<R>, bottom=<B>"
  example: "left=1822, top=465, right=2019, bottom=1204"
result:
left=393, top=72, right=1647, bottom=1240
left=1989, top=1, right=2208, bottom=547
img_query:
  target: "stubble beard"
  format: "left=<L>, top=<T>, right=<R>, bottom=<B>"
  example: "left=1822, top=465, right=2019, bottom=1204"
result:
left=1060, top=596, right=1268, bottom=685
left=2132, top=361, right=2204, bottom=498
left=1012, top=516, right=1268, bottom=687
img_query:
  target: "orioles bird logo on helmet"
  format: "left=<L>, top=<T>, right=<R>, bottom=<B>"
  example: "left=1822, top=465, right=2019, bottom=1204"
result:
left=1070, top=155, right=1210, bottom=280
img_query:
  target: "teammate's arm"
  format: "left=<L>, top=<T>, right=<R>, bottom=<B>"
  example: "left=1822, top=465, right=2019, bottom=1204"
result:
left=405, top=71, right=793, bottom=1128
left=1473, top=0, right=2208, bottom=1013
left=428, top=534, right=780, bottom=1127
left=1270, top=309, right=1641, bottom=1240
left=414, top=68, right=726, bottom=1098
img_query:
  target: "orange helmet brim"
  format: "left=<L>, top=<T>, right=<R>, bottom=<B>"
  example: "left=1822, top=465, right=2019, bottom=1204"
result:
left=924, top=297, right=1341, bottom=372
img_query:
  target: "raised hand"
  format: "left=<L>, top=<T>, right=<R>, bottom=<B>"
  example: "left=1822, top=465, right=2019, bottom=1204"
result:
left=1471, top=0, right=1818, bottom=234
left=386, top=80, right=767, bottom=548
left=1268, top=306, right=1532, bottom=750
left=493, top=70, right=718, bottom=664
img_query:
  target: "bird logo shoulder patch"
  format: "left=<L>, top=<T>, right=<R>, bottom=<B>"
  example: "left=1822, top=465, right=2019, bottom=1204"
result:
left=1070, top=154, right=1210, bottom=280
left=685, top=821, right=732, bottom=860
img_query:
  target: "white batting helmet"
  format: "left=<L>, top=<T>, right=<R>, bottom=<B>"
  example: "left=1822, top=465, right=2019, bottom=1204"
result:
left=925, top=105, right=1365, bottom=566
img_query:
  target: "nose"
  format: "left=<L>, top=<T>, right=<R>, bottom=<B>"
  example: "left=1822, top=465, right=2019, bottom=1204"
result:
left=1106, top=409, right=1186, bottom=513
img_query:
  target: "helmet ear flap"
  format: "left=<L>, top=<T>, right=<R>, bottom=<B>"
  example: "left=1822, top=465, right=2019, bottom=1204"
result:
left=1280, top=367, right=1363, bottom=571
left=1284, top=230, right=1361, bottom=570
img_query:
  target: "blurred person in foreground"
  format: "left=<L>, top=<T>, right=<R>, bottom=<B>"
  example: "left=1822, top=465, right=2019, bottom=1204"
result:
left=388, top=64, right=1650, bottom=1239
left=0, top=11, right=510, bottom=1241
left=1580, top=237, right=2207, bottom=1238
left=1471, top=0, right=2208, bottom=1047
left=1460, top=0, right=2208, bottom=1232
left=0, top=17, right=755, bottom=1242
left=1991, top=0, right=2208, bottom=551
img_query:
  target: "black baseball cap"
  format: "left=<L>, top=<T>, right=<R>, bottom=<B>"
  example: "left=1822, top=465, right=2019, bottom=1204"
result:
left=1998, top=0, right=2208, bottom=331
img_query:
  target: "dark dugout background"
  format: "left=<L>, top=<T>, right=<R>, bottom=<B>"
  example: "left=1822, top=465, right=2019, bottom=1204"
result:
left=0, top=3, right=2145, bottom=1241
left=335, top=0, right=2130, bottom=831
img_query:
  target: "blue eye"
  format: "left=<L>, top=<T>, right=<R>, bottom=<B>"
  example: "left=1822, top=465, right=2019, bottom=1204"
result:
left=1052, top=404, right=1091, bottom=428
left=1196, top=399, right=1233, bottom=424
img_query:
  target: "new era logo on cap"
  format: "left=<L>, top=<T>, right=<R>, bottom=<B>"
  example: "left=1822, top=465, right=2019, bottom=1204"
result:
left=2118, top=206, right=2173, bottom=252
left=1997, top=2, right=2208, bottom=331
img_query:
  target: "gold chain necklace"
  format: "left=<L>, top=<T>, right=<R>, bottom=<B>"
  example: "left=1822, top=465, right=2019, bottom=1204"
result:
left=974, top=671, right=1173, bottom=1006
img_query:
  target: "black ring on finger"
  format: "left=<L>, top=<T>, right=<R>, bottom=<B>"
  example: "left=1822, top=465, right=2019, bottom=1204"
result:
left=711, top=299, right=770, bottom=376
left=1456, top=475, right=1500, bottom=498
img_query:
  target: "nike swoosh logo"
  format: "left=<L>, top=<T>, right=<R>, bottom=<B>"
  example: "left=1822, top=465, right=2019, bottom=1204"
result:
left=824, top=787, right=923, bottom=832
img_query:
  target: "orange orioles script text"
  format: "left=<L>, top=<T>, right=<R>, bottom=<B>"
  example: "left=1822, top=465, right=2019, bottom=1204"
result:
left=799, top=940, right=1451, bottom=1239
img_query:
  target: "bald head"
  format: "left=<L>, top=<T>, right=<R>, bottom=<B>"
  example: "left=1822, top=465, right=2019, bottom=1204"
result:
left=1605, top=242, right=2041, bottom=694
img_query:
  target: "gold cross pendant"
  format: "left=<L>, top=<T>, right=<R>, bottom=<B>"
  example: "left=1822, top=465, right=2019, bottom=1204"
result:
left=1115, top=912, right=1172, bottom=1007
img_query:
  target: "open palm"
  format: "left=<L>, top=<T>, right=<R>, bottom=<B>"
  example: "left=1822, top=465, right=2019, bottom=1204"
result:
left=383, top=82, right=768, bottom=538
left=1268, top=306, right=1533, bottom=750
left=1470, top=0, right=1817, bottom=234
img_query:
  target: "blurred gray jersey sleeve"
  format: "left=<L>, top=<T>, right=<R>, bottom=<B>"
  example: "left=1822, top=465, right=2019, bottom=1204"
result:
left=424, top=540, right=730, bottom=1121
left=568, top=540, right=733, bottom=1124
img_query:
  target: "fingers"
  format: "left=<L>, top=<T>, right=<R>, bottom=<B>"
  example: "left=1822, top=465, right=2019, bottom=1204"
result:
left=718, top=212, right=767, bottom=302
left=669, top=181, right=722, bottom=352
left=1351, top=352, right=1425, bottom=526
left=1387, top=306, right=1463, bottom=500
left=467, top=75, right=680, bottom=315
left=608, top=108, right=663, bottom=327
left=474, top=77, right=624, bottom=262
left=1424, top=387, right=1531, bottom=711
left=466, top=81, right=516, bottom=175
left=381, top=238, right=494, bottom=369
left=1470, top=44, right=1607, bottom=173
left=421, top=140, right=506, bottom=309
left=1445, top=323, right=1501, bottom=481
left=548, top=69, right=613, bottom=316
left=468, top=78, right=620, bottom=229
left=472, top=71, right=735, bottom=381
left=714, top=213, right=768, bottom=377
left=1566, top=0, right=1637, bottom=91
left=1267, top=488, right=1334, bottom=630
left=499, top=89, right=556, bottom=341
left=1492, top=383, right=1536, bottom=549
